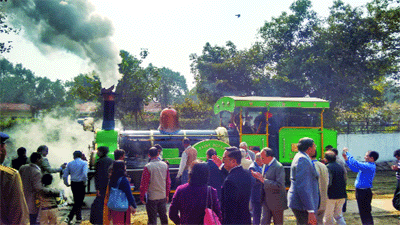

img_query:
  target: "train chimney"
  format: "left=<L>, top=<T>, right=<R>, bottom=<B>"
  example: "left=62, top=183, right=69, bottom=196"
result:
left=101, top=86, right=116, bottom=130
left=158, top=107, right=180, bottom=134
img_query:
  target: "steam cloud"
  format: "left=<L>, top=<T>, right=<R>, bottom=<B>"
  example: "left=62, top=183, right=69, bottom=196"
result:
left=6, top=0, right=120, bottom=88
left=3, top=111, right=95, bottom=199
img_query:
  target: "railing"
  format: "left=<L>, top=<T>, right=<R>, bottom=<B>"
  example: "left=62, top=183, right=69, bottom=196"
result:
left=335, top=120, right=400, bottom=134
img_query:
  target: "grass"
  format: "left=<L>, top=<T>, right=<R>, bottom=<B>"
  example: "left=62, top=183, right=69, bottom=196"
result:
left=347, top=170, right=397, bottom=200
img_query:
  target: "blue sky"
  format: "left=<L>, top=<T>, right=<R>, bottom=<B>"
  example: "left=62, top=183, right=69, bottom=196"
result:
left=2, top=0, right=371, bottom=90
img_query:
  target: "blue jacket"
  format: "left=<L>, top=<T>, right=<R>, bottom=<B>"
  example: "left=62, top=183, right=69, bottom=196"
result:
left=221, top=166, right=254, bottom=224
left=287, top=151, right=319, bottom=212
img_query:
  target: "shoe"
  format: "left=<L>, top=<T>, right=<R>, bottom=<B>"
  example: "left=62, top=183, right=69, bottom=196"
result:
left=75, top=219, right=82, bottom=224
left=64, top=217, right=72, bottom=225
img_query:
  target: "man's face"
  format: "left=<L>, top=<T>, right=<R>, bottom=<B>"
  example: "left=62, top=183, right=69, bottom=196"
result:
left=42, top=149, right=48, bottom=157
left=365, top=152, right=373, bottom=162
left=260, top=151, right=272, bottom=165
left=223, top=151, right=234, bottom=171
left=255, top=155, right=263, bottom=166
left=395, top=155, right=400, bottom=161
left=308, top=143, right=316, bottom=157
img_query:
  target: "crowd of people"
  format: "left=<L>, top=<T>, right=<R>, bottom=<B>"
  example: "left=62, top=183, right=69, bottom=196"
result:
left=0, top=131, right=391, bottom=225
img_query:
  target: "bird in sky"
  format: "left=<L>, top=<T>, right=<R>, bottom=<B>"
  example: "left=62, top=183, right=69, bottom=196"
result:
left=235, top=14, right=240, bottom=18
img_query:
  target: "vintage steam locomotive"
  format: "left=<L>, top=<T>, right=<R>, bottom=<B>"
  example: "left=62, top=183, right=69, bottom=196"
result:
left=86, top=90, right=337, bottom=194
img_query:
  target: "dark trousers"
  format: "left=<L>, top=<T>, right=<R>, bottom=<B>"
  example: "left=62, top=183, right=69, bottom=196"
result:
left=291, top=208, right=309, bottom=225
left=145, top=198, right=168, bottom=225
left=356, top=188, right=374, bottom=225
left=251, top=200, right=262, bottom=225
left=395, top=179, right=400, bottom=195
left=262, top=204, right=284, bottom=225
left=68, top=181, right=86, bottom=221
left=29, top=213, right=39, bottom=225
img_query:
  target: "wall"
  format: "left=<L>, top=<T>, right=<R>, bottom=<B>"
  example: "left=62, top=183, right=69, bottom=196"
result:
left=337, top=133, right=400, bottom=162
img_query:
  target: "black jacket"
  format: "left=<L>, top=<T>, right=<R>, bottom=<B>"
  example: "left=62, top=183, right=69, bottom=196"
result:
left=327, top=161, right=347, bottom=199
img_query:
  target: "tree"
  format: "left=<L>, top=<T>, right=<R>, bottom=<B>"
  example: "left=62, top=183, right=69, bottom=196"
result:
left=257, top=0, right=399, bottom=114
left=157, top=67, right=188, bottom=109
left=116, top=50, right=160, bottom=125
left=0, top=10, right=15, bottom=54
left=191, top=41, right=266, bottom=104
left=65, top=72, right=102, bottom=103
left=0, top=58, right=67, bottom=112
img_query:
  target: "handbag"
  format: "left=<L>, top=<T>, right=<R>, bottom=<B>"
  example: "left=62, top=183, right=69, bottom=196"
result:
left=204, top=186, right=221, bottom=225
left=107, top=177, right=129, bottom=212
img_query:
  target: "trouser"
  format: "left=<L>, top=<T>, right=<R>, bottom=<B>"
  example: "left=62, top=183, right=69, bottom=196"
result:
left=395, top=179, right=400, bottom=195
left=250, top=200, right=262, bottom=225
left=356, top=188, right=373, bottom=225
left=291, top=208, right=309, bottom=225
left=181, top=170, right=189, bottom=184
left=68, top=181, right=85, bottom=221
left=261, top=204, right=284, bottom=225
left=323, top=198, right=346, bottom=225
left=29, top=213, right=39, bottom=225
left=316, top=210, right=325, bottom=225
left=146, top=198, right=168, bottom=225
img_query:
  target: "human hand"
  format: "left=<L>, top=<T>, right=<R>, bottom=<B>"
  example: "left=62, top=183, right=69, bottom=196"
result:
left=251, top=170, right=264, bottom=183
left=61, top=163, right=67, bottom=170
left=96, top=190, right=101, bottom=197
left=212, top=155, right=223, bottom=167
left=141, top=200, right=146, bottom=205
left=308, top=212, right=317, bottom=225
left=342, top=147, right=348, bottom=160
left=392, top=165, right=399, bottom=171
left=130, top=206, right=136, bottom=214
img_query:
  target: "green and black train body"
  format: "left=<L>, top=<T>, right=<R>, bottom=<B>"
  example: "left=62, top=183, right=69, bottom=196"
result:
left=91, top=94, right=336, bottom=194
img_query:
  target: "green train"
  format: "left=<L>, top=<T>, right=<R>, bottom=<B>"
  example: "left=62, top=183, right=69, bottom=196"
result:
left=88, top=93, right=337, bottom=193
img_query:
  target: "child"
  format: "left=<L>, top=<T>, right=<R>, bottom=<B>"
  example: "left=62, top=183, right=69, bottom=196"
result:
left=39, top=174, right=63, bottom=224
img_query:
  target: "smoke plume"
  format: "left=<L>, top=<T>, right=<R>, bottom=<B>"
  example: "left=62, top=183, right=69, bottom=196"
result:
left=3, top=110, right=95, bottom=199
left=6, top=0, right=120, bottom=88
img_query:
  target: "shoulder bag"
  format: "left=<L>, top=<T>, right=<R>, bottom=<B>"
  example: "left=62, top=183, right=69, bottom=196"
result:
left=204, top=186, right=221, bottom=225
left=107, top=177, right=129, bottom=212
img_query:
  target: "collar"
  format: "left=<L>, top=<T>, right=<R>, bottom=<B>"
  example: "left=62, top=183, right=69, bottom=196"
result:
left=150, top=158, right=160, bottom=162
left=268, top=157, right=276, bottom=166
left=300, top=151, right=312, bottom=161
left=31, top=163, right=41, bottom=172
left=184, top=145, right=192, bottom=151
left=229, top=165, right=241, bottom=173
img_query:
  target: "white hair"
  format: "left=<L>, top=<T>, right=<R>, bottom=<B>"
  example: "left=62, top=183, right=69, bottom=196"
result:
left=239, top=142, right=247, bottom=149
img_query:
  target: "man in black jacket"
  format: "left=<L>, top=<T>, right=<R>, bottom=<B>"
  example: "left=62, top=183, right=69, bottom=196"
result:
left=323, top=151, right=347, bottom=224
left=221, top=146, right=254, bottom=224
left=90, top=146, right=113, bottom=224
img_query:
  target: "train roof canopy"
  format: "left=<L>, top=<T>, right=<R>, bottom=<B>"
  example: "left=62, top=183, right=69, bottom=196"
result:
left=214, top=96, right=330, bottom=114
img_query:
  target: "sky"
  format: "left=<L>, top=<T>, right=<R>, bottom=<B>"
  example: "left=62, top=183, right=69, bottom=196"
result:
left=1, top=0, right=372, bottom=90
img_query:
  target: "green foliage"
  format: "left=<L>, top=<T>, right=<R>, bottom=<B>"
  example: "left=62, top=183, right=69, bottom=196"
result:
left=334, top=102, right=400, bottom=133
left=157, top=67, right=188, bottom=109
left=191, top=41, right=267, bottom=105
left=173, top=98, right=218, bottom=129
left=0, top=117, right=35, bottom=130
left=0, top=10, right=16, bottom=54
left=65, top=72, right=102, bottom=103
left=0, top=58, right=67, bottom=112
left=116, top=50, right=160, bottom=125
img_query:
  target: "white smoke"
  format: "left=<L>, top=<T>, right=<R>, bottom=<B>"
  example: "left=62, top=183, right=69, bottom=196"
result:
left=6, top=0, right=121, bottom=88
left=3, top=110, right=95, bottom=199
